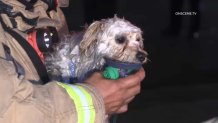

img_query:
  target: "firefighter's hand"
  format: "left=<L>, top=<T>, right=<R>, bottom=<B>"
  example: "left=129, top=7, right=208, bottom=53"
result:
left=85, top=68, right=145, bottom=115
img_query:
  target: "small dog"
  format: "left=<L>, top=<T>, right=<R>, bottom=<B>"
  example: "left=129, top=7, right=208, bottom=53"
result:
left=45, top=16, right=147, bottom=82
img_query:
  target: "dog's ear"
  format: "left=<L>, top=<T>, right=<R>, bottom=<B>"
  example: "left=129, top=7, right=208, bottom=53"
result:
left=80, top=21, right=102, bottom=56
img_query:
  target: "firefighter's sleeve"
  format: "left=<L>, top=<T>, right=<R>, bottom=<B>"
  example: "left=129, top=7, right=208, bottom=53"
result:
left=0, top=58, right=107, bottom=123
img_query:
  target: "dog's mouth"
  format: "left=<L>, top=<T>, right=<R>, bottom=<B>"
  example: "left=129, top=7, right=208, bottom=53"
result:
left=136, top=50, right=148, bottom=63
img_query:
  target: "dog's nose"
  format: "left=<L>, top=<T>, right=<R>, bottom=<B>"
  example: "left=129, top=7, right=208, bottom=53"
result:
left=136, top=51, right=147, bottom=62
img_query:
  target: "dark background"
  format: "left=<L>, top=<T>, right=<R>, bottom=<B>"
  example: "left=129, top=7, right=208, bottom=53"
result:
left=62, top=0, right=218, bottom=122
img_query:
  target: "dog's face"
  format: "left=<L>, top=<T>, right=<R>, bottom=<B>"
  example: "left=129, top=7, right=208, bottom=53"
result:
left=80, top=17, right=147, bottom=64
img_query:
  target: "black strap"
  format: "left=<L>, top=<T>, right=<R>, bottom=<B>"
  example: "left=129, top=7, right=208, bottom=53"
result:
left=10, top=13, right=38, bottom=27
left=0, top=16, right=49, bottom=83
left=0, top=0, right=38, bottom=28
left=0, top=1, right=13, bottom=13
left=3, top=43, right=25, bottom=77
left=17, top=0, right=37, bottom=10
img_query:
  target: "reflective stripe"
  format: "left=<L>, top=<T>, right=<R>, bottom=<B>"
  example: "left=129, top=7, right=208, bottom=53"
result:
left=57, top=82, right=96, bottom=123
left=75, top=85, right=95, bottom=123
left=69, top=85, right=90, bottom=123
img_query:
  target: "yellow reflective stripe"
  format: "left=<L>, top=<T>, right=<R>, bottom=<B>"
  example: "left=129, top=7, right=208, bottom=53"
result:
left=69, top=85, right=90, bottom=123
left=75, top=85, right=96, bottom=123
left=57, top=82, right=96, bottom=123
left=57, top=82, right=84, bottom=123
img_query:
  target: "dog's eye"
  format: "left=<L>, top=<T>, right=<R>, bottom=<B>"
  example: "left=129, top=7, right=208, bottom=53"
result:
left=115, top=35, right=126, bottom=44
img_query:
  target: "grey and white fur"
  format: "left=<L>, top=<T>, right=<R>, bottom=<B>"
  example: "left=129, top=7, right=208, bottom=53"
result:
left=45, top=16, right=148, bottom=82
